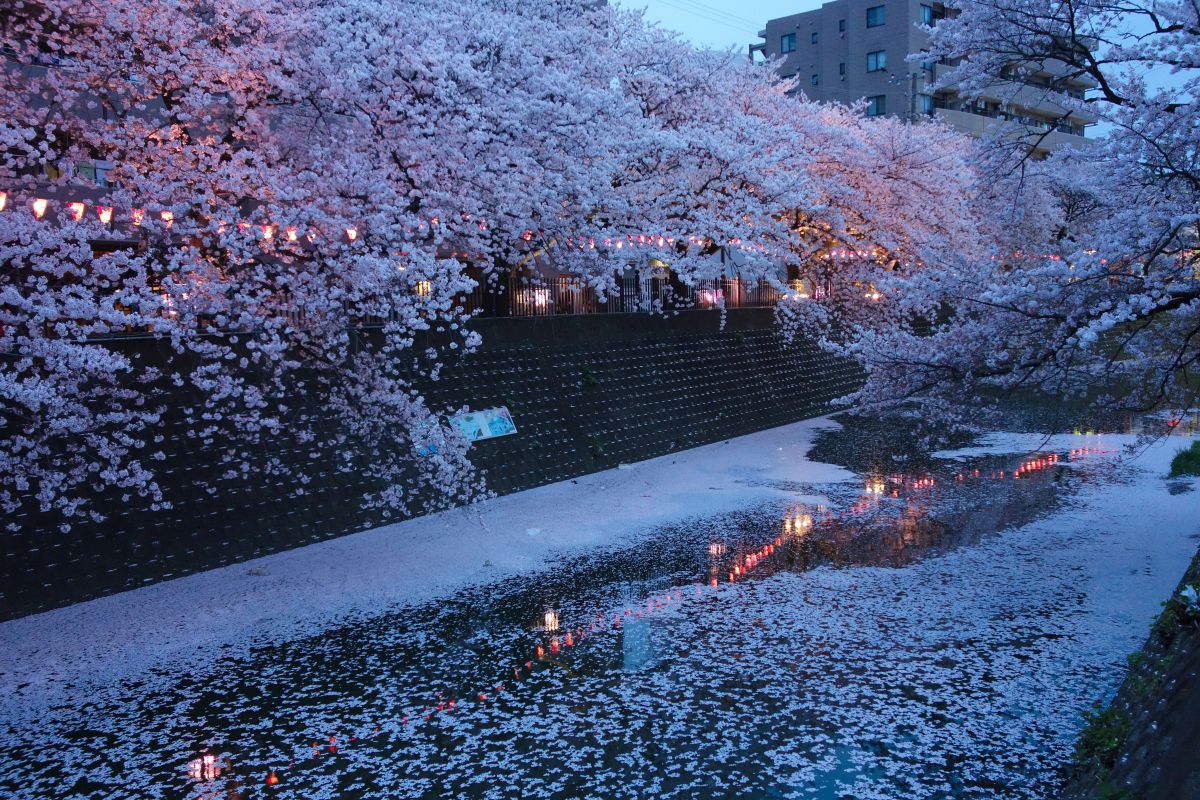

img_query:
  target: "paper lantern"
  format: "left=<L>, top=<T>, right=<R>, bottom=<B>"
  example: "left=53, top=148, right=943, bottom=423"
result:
left=68, top=202, right=85, bottom=221
left=266, top=770, right=280, bottom=786
left=0, top=191, right=6, bottom=212
left=346, top=227, right=357, bottom=241
left=97, top=206, right=113, bottom=224
left=32, top=198, right=48, bottom=218
left=160, top=210, right=174, bottom=228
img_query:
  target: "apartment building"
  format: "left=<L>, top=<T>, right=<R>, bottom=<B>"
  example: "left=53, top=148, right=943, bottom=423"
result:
left=750, top=0, right=1095, bottom=154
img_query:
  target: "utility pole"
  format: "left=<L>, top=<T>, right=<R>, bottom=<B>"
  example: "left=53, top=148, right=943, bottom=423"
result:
left=910, top=71, right=919, bottom=121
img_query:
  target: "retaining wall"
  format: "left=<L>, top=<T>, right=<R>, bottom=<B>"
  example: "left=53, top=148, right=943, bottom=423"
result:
left=0, top=309, right=862, bottom=620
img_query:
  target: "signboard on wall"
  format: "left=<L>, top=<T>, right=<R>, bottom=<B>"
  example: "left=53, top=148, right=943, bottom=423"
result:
left=450, top=406, right=518, bottom=443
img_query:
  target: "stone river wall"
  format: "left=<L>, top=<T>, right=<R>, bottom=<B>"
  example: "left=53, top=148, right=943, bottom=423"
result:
left=0, top=309, right=863, bottom=621
left=1061, top=543, right=1200, bottom=800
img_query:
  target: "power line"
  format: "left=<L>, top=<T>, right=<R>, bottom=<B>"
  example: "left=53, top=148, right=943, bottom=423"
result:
left=649, top=0, right=760, bottom=40
left=663, top=0, right=762, bottom=29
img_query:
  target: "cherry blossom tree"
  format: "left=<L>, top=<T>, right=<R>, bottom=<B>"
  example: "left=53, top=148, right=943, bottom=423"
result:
left=1, top=0, right=1004, bottom=528
left=827, top=0, right=1200, bottom=425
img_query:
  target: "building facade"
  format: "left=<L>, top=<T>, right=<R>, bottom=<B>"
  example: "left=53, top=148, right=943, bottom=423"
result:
left=751, top=0, right=1095, bottom=154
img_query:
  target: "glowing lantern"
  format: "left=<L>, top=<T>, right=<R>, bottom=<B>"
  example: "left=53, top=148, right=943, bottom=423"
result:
left=0, top=191, right=6, bottom=211
left=266, top=770, right=281, bottom=786
left=32, top=198, right=48, bottom=218
left=286, top=226, right=298, bottom=241
left=543, top=609, right=559, bottom=631
left=160, top=210, right=174, bottom=228
left=346, top=227, right=357, bottom=241
left=536, top=645, right=545, bottom=659
left=262, top=225, right=274, bottom=240
left=131, top=208, right=145, bottom=226
left=711, top=577, right=718, bottom=587
left=68, top=201, right=85, bottom=221
left=550, top=638, right=561, bottom=654
left=97, top=206, right=113, bottom=224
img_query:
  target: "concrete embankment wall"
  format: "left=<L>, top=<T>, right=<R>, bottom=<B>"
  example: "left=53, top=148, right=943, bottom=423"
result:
left=1062, top=545, right=1200, bottom=800
left=0, top=309, right=862, bottom=620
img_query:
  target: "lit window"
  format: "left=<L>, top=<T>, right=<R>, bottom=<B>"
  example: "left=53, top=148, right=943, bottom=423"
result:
left=867, top=95, right=887, bottom=116
left=866, top=5, right=886, bottom=26
left=867, top=50, right=887, bottom=72
left=780, top=33, right=796, bottom=53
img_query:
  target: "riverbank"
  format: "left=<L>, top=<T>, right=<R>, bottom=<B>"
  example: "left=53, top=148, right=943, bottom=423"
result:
left=1063, top=534, right=1200, bottom=800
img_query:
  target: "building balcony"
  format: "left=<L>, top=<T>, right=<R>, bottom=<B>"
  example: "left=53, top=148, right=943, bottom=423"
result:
left=932, top=107, right=1091, bottom=153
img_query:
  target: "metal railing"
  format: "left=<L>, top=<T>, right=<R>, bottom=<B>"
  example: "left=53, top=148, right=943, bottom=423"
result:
left=502, top=274, right=785, bottom=317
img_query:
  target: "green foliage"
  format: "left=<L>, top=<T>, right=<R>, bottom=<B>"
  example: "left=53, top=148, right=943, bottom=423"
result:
left=1169, top=440, right=1200, bottom=477
left=1095, top=780, right=1138, bottom=800
left=1074, top=705, right=1131, bottom=770
left=1151, top=601, right=1181, bottom=646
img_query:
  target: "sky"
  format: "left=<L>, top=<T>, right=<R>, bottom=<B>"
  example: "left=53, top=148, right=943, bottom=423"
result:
left=615, top=0, right=821, bottom=52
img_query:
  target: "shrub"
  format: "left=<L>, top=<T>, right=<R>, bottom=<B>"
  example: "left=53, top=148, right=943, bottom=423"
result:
left=1169, top=440, right=1200, bottom=477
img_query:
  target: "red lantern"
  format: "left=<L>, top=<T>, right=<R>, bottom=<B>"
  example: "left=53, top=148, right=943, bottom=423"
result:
left=266, top=770, right=281, bottom=786
left=97, top=206, right=113, bottom=224
left=68, top=202, right=85, bottom=221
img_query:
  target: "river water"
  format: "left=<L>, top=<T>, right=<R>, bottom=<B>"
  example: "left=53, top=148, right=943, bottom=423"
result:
left=1, top=412, right=1198, bottom=799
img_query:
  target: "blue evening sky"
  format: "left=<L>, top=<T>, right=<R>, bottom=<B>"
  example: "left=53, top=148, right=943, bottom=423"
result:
left=615, top=0, right=821, bottom=52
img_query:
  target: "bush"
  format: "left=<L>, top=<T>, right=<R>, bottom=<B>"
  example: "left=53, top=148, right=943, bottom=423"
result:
left=1074, top=705, right=1131, bottom=770
left=1169, top=440, right=1200, bottom=477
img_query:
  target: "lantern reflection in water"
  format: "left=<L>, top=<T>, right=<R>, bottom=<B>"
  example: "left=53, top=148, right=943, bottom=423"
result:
left=187, top=753, right=222, bottom=782
left=543, top=609, right=559, bottom=632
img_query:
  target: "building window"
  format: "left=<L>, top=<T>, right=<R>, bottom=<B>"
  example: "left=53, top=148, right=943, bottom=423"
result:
left=781, top=33, right=796, bottom=53
left=839, top=62, right=846, bottom=76
left=867, top=50, right=887, bottom=72
left=866, top=95, right=887, bottom=116
left=920, top=4, right=934, bottom=25
left=866, top=5, right=886, bottom=27
left=811, top=74, right=819, bottom=86
left=838, top=18, right=846, bottom=32
left=919, top=93, right=933, bottom=114
left=811, top=31, right=819, bottom=44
